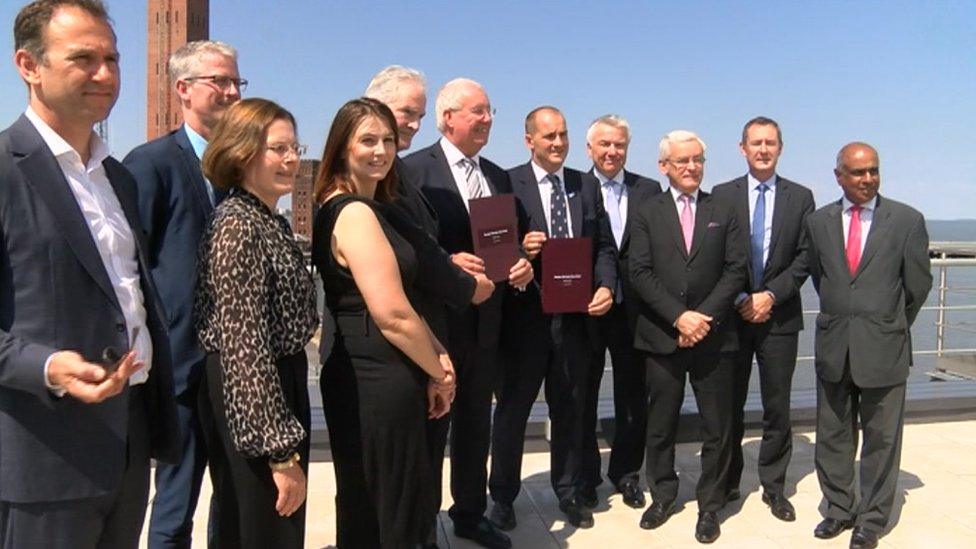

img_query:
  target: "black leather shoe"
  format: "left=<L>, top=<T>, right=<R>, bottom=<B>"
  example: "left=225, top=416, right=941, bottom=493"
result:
left=849, top=526, right=879, bottom=549
left=617, top=480, right=646, bottom=509
left=488, top=502, right=517, bottom=532
left=726, top=488, right=741, bottom=502
left=761, top=492, right=796, bottom=522
left=639, top=500, right=675, bottom=530
left=453, top=517, right=512, bottom=549
left=814, top=517, right=854, bottom=539
left=558, top=497, right=594, bottom=528
left=695, top=511, right=721, bottom=544
left=578, top=485, right=598, bottom=508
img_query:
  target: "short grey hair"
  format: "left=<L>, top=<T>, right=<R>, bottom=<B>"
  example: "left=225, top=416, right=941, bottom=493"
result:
left=658, top=130, right=707, bottom=161
left=435, top=77, right=484, bottom=132
left=364, top=65, right=426, bottom=105
left=168, top=40, right=238, bottom=83
left=586, top=114, right=631, bottom=144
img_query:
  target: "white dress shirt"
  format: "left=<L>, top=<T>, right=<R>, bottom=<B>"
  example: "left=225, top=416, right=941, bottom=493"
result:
left=841, top=195, right=876, bottom=257
left=748, top=173, right=777, bottom=267
left=594, top=168, right=628, bottom=248
left=530, top=161, right=574, bottom=237
left=440, top=137, right=490, bottom=211
left=26, top=107, right=151, bottom=386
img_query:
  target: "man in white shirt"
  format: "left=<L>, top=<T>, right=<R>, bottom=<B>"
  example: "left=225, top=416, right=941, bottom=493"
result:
left=0, top=1, right=178, bottom=547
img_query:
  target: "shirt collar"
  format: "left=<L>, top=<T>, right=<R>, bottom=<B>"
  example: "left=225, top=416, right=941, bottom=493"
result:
left=842, top=195, right=877, bottom=212
left=439, top=136, right=480, bottom=168
left=747, top=172, right=777, bottom=192
left=183, top=123, right=209, bottom=159
left=669, top=185, right=699, bottom=203
left=24, top=106, right=109, bottom=169
left=593, top=167, right=624, bottom=187
left=531, top=160, right=565, bottom=186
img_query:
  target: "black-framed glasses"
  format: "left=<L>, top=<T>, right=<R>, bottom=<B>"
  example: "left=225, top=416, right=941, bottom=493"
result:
left=266, top=142, right=307, bottom=157
left=184, top=74, right=248, bottom=93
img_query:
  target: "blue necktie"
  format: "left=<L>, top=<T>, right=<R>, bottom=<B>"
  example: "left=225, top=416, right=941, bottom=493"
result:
left=549, top=174, right=569, bottom=238
left=751, top=183, right=768, bottom=290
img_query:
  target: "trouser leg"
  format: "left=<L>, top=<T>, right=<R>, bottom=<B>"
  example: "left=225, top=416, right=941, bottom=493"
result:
left=815, top=364, right=858, bottom=522
left=755, top=331, right=799, bottom=495
left=690, top=351, right=734, bottom=513
left=643, top=352, right=686, bottom=504
left=855, top=381, right=906, bottom=534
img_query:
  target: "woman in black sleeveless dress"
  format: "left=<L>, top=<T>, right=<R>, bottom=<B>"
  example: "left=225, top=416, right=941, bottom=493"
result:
left=311, top=98, right=456, bottom=548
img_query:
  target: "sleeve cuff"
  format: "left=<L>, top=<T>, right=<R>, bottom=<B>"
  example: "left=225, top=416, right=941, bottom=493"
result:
left=43, top=353, right=67, bottom=398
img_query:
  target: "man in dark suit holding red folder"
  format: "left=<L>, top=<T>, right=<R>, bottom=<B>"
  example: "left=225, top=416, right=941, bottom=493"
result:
left=401, top=78, right=531, bottom=549
left=628, top=130, right=746, bottom=543
left=488, top=106, right=616, bottom=530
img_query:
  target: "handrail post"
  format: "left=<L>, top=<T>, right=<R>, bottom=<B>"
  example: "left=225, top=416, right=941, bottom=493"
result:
left=936, top=252, right=948, bottom=358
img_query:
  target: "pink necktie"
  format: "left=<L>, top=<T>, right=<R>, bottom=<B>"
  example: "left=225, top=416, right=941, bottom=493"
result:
left=846, top=204, right=862, bottom=275
left=679, top=193, right=694, bottom=253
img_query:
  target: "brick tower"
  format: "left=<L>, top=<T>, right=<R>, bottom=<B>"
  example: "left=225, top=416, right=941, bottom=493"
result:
left=147, top=0, right=209, bottom=140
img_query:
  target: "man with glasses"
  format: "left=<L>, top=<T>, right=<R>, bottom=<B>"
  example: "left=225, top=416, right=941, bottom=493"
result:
left=123, top=40, right=243, bottom=549
left=400, top=78, right=531, bottom=549
left=490, top=106, right=616, bottom=530
left=580, top=114, right=661, bottom=510
left=711, top=117, right=815, bottom=523
left=628, top=130, right=745, bottom=543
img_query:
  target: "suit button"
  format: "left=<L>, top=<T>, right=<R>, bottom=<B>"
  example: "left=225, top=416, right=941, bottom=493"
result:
left=116, top=323, right=126, bottom=333
left=680, top=291, right=686, bottom=297
left=851, top=283, right=856, bottom=289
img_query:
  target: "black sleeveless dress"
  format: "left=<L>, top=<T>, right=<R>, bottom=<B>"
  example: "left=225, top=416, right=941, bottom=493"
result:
left=312, top=194, right=435, bottom=548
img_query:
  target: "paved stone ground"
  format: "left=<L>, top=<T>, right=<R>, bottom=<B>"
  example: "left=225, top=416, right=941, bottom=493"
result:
left=140, top=419, right=976, bottom=548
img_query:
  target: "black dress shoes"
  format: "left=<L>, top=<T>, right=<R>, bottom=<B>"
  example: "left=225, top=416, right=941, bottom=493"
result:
left=558, top=497, right=594, bottom=528
left=814, top=517, right=854, bottom=539
left=638, top=500, right=675, bottom=530
left=617, top=480, right=646, bottom=509
left=453, top=517, right=512, bottom=549
left=849, top=526, right=879, bottom=549
left=578, top=485, right=598, bottom=508
left=488, top=501, right=517, bottom=532
left=761, top=492, right=796, bottom=522
left=694, top=511, right=721, bottom=544
left=726, top=488, right=741, bottom=502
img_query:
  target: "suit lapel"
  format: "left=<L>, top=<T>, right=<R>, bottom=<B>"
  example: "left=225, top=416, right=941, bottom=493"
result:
left=478, top=158, right=499, bottom=195
left=516, top=164, right=548, bottom=234
left=174, top=128, right=214, bottom=217
left=766, top=177, right=789, bottom=275
left=429, top=144, right=471, bottom=224
left=105, top=160, right=153, bottom=275
left=620, top=171, right=642, bottom=252
left=824, top=200, right=848, bottom=278
left=854, top=196, right=889, bottom=279
left=732, top=178, right=753, bottom=278
left=658, top=190, right=688, bottom=259
left=13, top=121, right=120, bottom=310
left=565, top=170, right=583, bottom=238
left=688, top=192, right=713, bottom=261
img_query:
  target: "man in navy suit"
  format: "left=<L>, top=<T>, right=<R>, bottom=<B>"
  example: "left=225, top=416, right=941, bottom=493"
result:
left=579, top=114, right=661, bottom=509
left=123, top=39, right=243, bottom=549
left=489, top=106, right=616, bottom=530
left=401, top=78, right=531, bottom=549
left=711, top=117, right=815, bottom=522
left=0, top=1, right=178, bottom=547
left=629, top=130, right=746, bottom=543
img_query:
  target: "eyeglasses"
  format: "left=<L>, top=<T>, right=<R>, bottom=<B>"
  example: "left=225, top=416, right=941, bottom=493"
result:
left=465, top=106, right=496, bottom=118
left=666, top=156, right=706, bottom=168
left=184, top=75, right=248, bottom=93
left=266, top=142, right=307, bottom=157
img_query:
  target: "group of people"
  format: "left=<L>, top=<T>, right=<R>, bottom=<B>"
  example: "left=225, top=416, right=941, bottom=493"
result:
left=0, top=2, right=934, bottom=549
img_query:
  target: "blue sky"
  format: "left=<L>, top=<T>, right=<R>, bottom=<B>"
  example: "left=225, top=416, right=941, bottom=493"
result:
left=2, top=0, right=974, bottom=220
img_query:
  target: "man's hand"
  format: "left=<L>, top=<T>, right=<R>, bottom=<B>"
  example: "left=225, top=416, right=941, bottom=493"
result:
left=47, top=350, right=143, bottom=403
left=427, top=382, right=452, bottom=419
left=471, top=274, right=495, bottom=305
left=675, top=311, right=713, bottom=343
left=737, top=291, right=774, bottom=323
left=508, top=258, right=533, bottom=289
left=587, top=286, right=613, bottom=317
left=677, top=334, right=696, bottom=348
left=272, top=465, right=307, bottom=517
left=522, top=231, right=547, bottom=261
left=451, top=252, right=486, bottom=277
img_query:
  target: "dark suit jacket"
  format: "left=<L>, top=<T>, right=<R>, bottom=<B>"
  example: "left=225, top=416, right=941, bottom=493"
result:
left=806, top=195, right=932, bottom=388
left=584, top=169, right=662, bottom=326
left=123, top=127, right=216, bottom=396
left=400, top=142, right=512, bottom=349
left=507, top=162, right=617, bottom=324
left=0, top=115, right=179, bottom=503
left=712, top=175, right=815, bottom=334
left=628, top=188, right=747, bottom=355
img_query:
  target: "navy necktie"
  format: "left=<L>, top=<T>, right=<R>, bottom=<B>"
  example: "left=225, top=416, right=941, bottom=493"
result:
left=751, top=183, right=768, bottom=290
left=548, top=174, right=569, bottom=238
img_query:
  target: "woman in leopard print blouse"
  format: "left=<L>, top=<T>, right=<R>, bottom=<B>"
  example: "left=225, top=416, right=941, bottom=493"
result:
left=195, top=99, right=317, bottom=548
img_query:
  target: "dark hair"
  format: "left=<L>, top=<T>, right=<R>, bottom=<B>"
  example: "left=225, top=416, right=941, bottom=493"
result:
left=14, top=0, right=110, bottom=59
left=202, top=98, right=297, bottom=191
left=524, top=105, right=562, bottom=134
left=313, top=97, right=398, bottom=204
left=741, top=116, right=782, bottom=145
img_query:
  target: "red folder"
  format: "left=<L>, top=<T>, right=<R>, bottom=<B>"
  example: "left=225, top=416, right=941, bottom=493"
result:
left=469, top=194, right=520, bottom=282
left=541, top=237, right=592, bottom=314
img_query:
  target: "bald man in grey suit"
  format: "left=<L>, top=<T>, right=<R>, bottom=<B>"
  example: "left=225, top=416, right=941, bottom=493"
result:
left=806, top=143, right=932, bottom=549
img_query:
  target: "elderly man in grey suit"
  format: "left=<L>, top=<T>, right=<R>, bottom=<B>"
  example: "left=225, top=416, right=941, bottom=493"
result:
left=806, top=142, right=932, bottom=549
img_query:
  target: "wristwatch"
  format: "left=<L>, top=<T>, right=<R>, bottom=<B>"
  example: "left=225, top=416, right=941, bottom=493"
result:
left=268, top=452, right=301, bottom=471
